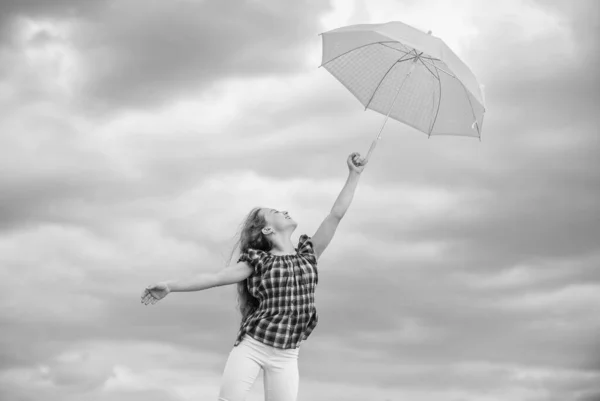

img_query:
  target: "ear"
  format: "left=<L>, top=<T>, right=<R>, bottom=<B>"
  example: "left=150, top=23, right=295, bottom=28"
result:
left=261, top=227, right=273, bottom=235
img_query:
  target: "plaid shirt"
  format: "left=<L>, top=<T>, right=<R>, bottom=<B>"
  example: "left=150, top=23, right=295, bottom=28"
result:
left=234, top=234, right=319, bottom=349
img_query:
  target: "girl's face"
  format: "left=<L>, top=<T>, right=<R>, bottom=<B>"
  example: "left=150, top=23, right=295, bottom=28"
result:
left=261, top=208, right=297, bottom=232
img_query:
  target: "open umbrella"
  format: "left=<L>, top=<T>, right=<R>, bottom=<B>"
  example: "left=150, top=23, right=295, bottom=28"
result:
left=319, top=21, right=486, bottom=163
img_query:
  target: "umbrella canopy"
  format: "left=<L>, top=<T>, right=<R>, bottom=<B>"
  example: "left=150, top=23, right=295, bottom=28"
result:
left=320, top=21, right=486, bottom=152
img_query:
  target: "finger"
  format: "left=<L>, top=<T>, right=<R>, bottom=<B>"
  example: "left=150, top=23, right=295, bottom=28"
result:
left=143, top=293, right=153, bottom=304
left=150, top=296, right=158, bottom=305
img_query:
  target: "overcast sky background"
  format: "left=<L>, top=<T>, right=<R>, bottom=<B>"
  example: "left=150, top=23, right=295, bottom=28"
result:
left=1, top=0, right=599, bottom=400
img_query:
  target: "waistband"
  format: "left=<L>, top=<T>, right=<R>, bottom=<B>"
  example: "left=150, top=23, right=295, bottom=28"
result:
left=241, top=334, right=301, bottom=356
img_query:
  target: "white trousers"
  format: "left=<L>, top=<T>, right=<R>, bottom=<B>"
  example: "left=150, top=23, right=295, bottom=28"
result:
left=218, top=334, right=300, bottom=401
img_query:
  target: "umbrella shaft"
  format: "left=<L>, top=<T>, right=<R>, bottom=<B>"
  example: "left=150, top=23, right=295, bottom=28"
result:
left=365, top=62, right=416, bottom=163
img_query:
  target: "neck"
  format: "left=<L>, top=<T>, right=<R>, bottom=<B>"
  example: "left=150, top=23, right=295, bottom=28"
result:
left=268, top=232, right=296, bottom=255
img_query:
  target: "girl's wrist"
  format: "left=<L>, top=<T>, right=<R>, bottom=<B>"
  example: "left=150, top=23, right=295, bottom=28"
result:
left=163, top=281, right=174, bottom=293
left=348, top=170, right=361, bottom=178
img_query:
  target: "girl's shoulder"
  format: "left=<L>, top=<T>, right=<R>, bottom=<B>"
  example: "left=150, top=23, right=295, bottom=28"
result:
left=238, top=248, right=268, bottom=270
left=297, top=234, right=317, bottom=265
left=297, top=233, right=313, bottom=248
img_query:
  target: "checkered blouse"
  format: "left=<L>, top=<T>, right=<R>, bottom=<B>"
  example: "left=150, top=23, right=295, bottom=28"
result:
left=233, top=234, right=319, bottom=350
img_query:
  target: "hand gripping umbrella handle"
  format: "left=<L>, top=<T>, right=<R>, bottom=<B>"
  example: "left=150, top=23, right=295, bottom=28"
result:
left=363, top=59, right=418, bottom=165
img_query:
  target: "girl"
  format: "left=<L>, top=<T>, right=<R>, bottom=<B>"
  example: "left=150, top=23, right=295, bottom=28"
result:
left=140, top=152, right=367, bottom=401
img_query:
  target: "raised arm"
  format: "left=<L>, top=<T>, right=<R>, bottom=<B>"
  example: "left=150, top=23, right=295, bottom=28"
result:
left=312, top=152, right=366, bottom=260
left=141, top=261, right=253, bottom=305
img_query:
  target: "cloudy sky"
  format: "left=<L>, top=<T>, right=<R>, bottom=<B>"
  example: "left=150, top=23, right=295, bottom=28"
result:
left=1, top=0, right=599, bottom=400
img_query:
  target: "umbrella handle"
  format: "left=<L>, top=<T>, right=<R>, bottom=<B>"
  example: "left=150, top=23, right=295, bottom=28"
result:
left=363, top=61, right=417, bottom=165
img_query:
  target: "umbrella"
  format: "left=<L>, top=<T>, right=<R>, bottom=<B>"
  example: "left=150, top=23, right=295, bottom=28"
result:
left=319, top=21, right=486, bottom=163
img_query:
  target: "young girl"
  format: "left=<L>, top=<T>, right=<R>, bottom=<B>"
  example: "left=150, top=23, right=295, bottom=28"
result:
left=140, top=152, right=367, bottom=401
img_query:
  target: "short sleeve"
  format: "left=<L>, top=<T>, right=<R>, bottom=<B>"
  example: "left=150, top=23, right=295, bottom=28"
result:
left=237, top=248, right=266, bottom=271
left=298, top=234, right=317, bottom=265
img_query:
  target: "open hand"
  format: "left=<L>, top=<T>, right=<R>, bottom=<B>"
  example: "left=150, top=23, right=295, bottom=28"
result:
left=347, top=152, right=367, bottom=174
left=141, top=282, right=170, bottom=305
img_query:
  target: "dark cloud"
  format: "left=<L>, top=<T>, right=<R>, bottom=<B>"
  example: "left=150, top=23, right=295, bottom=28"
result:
left=469, top=0, right=600, bottom=137
left=0, top=0, right=332, bottom=113
left=0, top=0, right=107, bottom=39
left=577, top=392, right=600, bottom=401
left=318, top=259, right=597, bottom=364
left=532, top=0, right=600, bottom=48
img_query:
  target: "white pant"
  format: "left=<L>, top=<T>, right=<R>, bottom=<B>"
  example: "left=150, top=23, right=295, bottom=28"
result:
left=218, top=334, right=300, bottom=401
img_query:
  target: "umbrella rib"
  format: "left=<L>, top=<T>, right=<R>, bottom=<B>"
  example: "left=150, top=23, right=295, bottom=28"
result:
left=319, top=41, right=408, bottom=68
left=428, top=64, right=443, bottom=137
left=378, top=42, right=412, bottom=56
left=459, top=80, right=481, bottom=138
left=418, top=57, right=439, bottom=80
left=364, top=54, right=416, bottom=111
left=417, top=57, right=440, bottom=136
left=420, top=55, right=441, bottom=61
left=420, top=58, right=456, bottom=78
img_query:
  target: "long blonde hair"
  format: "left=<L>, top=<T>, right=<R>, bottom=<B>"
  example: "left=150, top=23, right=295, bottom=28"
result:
left=228, top=207, right=272, bottom=320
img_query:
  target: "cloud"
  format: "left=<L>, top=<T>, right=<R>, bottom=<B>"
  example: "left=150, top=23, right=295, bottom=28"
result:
left=0, top=0, right=332, bottom=113
left=0, top=340, right=228, bottom=401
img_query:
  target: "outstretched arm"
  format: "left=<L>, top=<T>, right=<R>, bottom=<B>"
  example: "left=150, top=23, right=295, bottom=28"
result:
left=141, top=261, right=253, bottom=305
left=312, top=152, right=366, bottom=260
left=167, top=262, right=253, bottom=292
